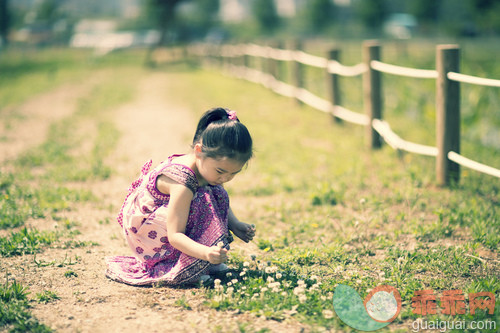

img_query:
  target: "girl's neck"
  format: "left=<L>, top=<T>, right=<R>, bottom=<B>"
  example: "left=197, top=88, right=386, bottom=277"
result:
left=173, top=153, right=207, bottom=186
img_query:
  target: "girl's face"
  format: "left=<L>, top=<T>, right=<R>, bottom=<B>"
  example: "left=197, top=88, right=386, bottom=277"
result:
left=195, top=145, right=245, bottom=186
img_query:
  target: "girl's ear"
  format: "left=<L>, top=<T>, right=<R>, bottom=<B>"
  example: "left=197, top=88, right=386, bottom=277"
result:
left=194, top=143, right=203, bottom=157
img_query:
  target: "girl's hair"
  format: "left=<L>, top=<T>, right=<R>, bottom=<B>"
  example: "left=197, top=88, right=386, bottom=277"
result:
left=192, top=107, right=253, bottom=163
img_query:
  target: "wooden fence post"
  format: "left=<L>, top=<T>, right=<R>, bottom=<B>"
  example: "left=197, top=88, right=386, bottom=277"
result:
left=436, top=45, right=460, bottom=186
left=291, top=39, right=304, bottom=105
left=326, top=48, right=342, bottom=123
left=363, top=40, right=383, bottom=149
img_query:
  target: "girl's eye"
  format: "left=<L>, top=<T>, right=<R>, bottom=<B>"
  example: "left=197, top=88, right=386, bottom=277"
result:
left=216, top=170, right=223, bottom=174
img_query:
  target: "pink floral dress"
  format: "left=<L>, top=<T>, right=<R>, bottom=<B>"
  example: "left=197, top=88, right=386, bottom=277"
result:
left=105, top=155, right=230, bottom=286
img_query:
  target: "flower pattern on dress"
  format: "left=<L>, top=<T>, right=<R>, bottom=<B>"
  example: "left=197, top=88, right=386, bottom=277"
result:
left=148, top=230, right=157, bottom=239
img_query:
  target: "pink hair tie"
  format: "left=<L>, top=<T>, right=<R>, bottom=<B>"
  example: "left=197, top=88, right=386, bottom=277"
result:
left=227, top=110, right=238, bottom=120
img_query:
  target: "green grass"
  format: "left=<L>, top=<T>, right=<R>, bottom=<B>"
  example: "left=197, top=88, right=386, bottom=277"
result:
left=0, top=43, right=498, bottom=331
left=0, top=49, right=139, bottom=331
left=155, top=47, right=498, bottom=330
left=0, top=279, right=52, bottom=332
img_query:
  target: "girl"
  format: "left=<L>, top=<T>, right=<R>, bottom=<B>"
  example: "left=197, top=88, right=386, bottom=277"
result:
left=106, top=107, right=255, bottom=286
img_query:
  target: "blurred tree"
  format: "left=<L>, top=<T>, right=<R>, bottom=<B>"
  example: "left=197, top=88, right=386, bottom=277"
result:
left=0, top=0, right=9, bottom=47
left=409, top=0, right=440, bottom=23
left=305, top=0, right=335, bottom=33
left=355, top=0, right=387, bottom=30
left=468, top=0, right=500, bottom=34
left=144, top=0, right=185, bottom=66
left=252, top=0, right=280, bottom=33
left=176, top=0, right=220, bottom=40
left=37, top=0, right=61, bottom=24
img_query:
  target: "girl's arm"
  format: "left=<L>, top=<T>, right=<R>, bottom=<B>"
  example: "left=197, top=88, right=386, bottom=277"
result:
left=165, top=183, right=227, bottom=264
left=228, top=207, right=255, bottom=243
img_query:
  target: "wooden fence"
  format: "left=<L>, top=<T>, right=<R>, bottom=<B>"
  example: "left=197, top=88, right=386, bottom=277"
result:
left=187, top=41, right=500, bottom=186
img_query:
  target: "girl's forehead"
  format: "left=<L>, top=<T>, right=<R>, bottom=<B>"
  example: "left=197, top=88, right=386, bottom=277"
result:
left=209, top=157, right=245, bottom=171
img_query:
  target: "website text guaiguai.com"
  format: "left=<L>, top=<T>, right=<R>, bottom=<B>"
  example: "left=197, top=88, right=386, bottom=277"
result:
left=411, top=318, right=497, bottom=332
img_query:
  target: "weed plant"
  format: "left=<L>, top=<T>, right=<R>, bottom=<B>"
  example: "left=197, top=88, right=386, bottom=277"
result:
left=0, top=278, right=52, bottom=332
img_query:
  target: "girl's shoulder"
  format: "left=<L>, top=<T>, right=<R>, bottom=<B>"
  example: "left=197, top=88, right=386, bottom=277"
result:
left=154, top=154, right=198, bottom=194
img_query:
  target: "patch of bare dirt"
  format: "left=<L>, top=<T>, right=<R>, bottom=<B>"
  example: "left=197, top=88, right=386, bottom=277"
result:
left=1, top=72, right=308, bottom=333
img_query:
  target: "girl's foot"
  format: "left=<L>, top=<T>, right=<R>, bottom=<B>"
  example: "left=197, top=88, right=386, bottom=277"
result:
left=209, top=263, right=229, bottom=274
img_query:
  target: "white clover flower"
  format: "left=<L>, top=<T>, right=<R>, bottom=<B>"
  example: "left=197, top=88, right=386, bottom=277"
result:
left=243, top=261, right=250, bottom=267
left=266, top=276, right=274, bottom=283
left=310, top=275, right=319, bottom=281
left=261, top=287, right=269, bottom=293
left=226, top=287, right=234, bottom=295
left=298, top=294, right=307, bottom=303
left=276, top=272, right=282, bottom=279
left=265, top=267, right=273, bottom=274
left=240, top=271, right=246, bottom=277
left=242, top=286, right=247, bottom=291
left=293, top=286, right=305, bottom=295
left=281, top=291, right=287, bottom=296
left=227, top=282, right=232, bottom=287
left=226, top=272, right=232, bottom=278
left=214, top=279, right=221, bottom=286
left=322, top=310, right=334, bottom=319
left=297, top=280, right=305, bottom=286
left=268, top=282, right=280, bottom=289
left=231, top=279, right=238, bottom=285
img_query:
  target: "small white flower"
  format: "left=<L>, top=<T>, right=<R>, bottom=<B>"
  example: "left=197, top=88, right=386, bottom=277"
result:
left=276, top=272, right=282, bottom=279
left=310, top=275, right=319, bottom=281
left=261, top=287, right=268, bottom=293
left=226, top=272, right=232, bottom=278
left=231, top=279, right=238, bottom=285
left=214, top=279, right=221, bottom=286
left=267, top=276, right=274, bottom=283
left=298, top=294, right=307, bottom=303
left=322, top=310, right=334, bottom=319
left=226, top=287, right=234, bottom=295
left=281, top=291, right=287, bottom=296
left=227, top=282, right=232, bottom=287
left=293, top=286, right=305, bottom=295
left=297, top=280, right=305, bottom=286
left=243, top=261, right=250, bottom=267
left=240, top=271, right=246, bottom=277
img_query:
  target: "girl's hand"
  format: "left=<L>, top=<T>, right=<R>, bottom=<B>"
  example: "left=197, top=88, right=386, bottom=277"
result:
left=231, top=221, right=256, bottom=243
left=205, top=246, right=228, bottom=264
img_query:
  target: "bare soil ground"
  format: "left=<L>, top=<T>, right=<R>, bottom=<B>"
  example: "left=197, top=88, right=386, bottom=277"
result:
left=1, top=73, right=308, bottom=332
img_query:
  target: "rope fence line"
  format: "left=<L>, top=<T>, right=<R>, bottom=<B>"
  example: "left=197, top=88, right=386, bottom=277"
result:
left=448, top=152, right=500, bottom=178
left=370, top=60, right=438, bottom=79
left=447, top=72, right=500, bottom=87
left=189, top=41, right=500, bottom=185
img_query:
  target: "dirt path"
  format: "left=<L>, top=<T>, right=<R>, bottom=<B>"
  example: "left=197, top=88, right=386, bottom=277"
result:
left=2, top=72, right=306, bottom=333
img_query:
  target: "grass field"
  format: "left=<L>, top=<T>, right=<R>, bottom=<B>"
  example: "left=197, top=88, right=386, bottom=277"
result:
left=0, top=40, right=499, bottom=332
